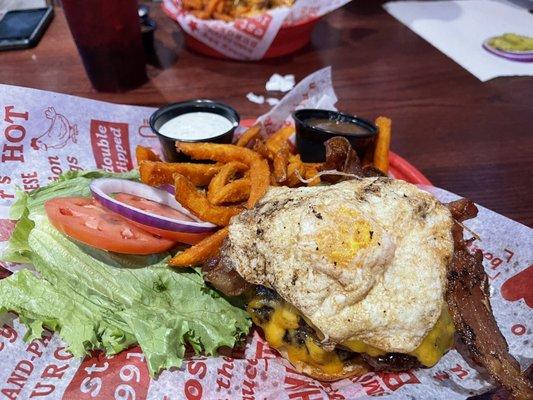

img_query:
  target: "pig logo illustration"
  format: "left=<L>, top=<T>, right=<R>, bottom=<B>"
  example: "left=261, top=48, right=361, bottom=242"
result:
left=501, top=265, right=533, bottom=308
left=30, top=107, right=78, bottom=151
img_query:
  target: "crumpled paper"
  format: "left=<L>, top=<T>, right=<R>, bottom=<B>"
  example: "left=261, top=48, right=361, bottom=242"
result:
left=162, top=0, right=352, bottom=60
left=0, top=68, right=531, bottom=399
left=266, top=73, right=296, bottom=92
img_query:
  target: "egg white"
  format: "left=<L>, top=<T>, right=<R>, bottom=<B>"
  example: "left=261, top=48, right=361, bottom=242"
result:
left=225, top=177, right=454, bottom=353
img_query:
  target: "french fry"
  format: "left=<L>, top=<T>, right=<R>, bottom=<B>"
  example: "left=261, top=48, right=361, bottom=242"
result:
left=285, top=154, right=304, bottom=187
left=191, top=9, right=209, bottom=19
left=213, top=12, right=233, bottom=21
left=176, top=142, right=270, bottom=209
left=177, top=142, right=258, bottom=165
left=206, top=0, right=220, bottom=15
left=174, top=173, right=243, bottom=226
left=236, top=124, right=262, bottom=147
left=207, top=161, right=248, bottom=203
left=135, top=146, right=161, bottom=163
left=266, top=125, right=295, bottom=154
left=303, top=162, right=323, bottom=169
left=252, top=140, right=274, bottom=160
left=247, top=158, right=270, bottom=208
left=303, top=163, right=322, bottom=186
left=209, top=178, right=251, bottom=205
left=182, top=0, right=295, bottom=21
left=169, top=227, right=228, bottom=267
left=139, top=161, right=221, bottom=187
left=273, top=147, right=289, bottom=183
left=373, top=117, right=392, bottom=174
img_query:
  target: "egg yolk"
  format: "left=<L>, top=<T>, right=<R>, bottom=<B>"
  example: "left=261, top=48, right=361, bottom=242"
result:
left=315, top=207, right=374, bottom=267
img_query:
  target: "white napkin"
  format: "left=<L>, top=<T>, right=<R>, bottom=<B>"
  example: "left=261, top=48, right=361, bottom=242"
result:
left=383, top=0, right=533, bottom=81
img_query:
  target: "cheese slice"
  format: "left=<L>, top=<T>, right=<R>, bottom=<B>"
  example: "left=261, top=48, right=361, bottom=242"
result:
left=247, top=289, right=454, bottom=374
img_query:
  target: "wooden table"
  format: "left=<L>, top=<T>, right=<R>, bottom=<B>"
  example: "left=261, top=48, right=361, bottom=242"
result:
left=1, top=1, right=532, bottom=227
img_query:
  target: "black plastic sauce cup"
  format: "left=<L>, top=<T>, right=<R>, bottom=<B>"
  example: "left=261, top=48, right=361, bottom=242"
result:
left=293, top=109, right=377, bottom=163
left=150, top=100, right=240, bottom=162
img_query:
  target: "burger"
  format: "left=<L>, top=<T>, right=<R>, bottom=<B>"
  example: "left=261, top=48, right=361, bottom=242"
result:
left=201, top=138, right=533, bottom=398
left=206, top=177, right=455, bottom=380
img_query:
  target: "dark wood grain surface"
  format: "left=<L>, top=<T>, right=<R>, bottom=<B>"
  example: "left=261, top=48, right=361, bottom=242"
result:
left=1, top=1, right=532, bottom=226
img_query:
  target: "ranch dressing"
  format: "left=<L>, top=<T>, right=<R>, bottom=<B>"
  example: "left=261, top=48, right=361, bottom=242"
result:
left=158, top=112, right=233, bottom=140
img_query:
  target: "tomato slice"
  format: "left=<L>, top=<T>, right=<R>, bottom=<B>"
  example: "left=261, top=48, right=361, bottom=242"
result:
left=45, top=197, right=176, bottom=254
left=114, top=193, right=211, bottom=245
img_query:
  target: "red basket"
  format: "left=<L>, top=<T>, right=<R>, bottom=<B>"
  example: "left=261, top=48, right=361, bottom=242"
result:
left=183, top=17, right=319, bottom=60
left=162, top=1, right=320, bottom=60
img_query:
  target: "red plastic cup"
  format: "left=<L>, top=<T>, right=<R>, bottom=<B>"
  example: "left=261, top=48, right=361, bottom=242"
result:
left=62, top=0, right=148, bottom=92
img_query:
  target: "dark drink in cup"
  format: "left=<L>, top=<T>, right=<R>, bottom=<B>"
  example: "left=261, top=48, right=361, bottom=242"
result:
left=62, top=0, right=147, bottom=92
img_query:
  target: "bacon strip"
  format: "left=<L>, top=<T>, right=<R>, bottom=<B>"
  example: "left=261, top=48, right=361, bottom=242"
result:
left=361, top=353, right=420, bottom=372
left=320, top=137, right=385, bottom=183
left=320, top=137, right=363, bottom=183
left=446, top=200, right=533, bottom=400
left=447, top=198, right=479, bottom=222
left=202, top=241, right=251, bottom=297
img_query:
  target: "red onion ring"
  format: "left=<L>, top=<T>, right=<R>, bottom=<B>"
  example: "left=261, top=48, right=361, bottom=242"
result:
left=90, top=178, right=216, bottom=234
left=158, top=184, right=175, bottom=194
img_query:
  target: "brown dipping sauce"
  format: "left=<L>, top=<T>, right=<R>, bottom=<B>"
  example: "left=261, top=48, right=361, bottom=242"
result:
left=306, top=118, right=371, bottom=136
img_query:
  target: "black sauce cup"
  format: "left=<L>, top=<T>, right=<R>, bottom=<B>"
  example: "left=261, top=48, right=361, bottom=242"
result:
left=293, top=109, right=377, bottom=163
left=150, top=100, right=240, bottom=162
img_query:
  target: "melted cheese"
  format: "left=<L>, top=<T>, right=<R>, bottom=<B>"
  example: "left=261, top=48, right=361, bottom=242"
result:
left=341, top=306, right=454, bottom=366
left=248, top=298, right=344, bottom=375
left=248, top=291, right=454, bottom=371
left=408, top=306, right=455, bottom=367
left=342, top=339, right=385, bottom=357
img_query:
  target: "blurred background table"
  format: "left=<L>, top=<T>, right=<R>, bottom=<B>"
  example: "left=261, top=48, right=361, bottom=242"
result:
left=1, top=0, right=532, bottom=226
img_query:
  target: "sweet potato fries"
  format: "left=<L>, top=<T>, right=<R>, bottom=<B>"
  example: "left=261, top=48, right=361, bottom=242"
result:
left=182, top=0, right=295, bottom=21
left=135, top=119, right=392, bottom=268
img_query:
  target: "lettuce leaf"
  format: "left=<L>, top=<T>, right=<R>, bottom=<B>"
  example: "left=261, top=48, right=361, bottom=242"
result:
left=0, top=170, right=250, bottom=376
left=2, top=208, right=34, bottom=263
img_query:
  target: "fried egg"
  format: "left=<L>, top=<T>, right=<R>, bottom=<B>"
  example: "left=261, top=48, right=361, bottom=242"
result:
left=222, top=177, right=454, bottom=353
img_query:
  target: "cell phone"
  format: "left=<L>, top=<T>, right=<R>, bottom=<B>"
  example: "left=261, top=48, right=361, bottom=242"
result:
left=0, top=6, right=54, bottom=51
